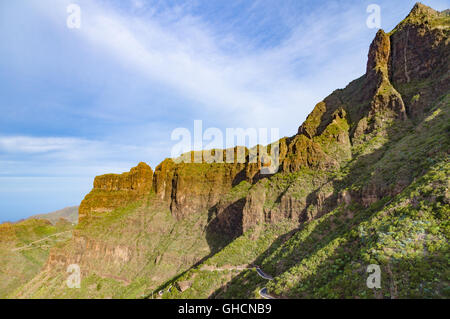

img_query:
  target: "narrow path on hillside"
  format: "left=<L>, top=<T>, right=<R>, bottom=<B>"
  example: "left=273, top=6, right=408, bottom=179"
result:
left=11, top=230, right=72, bottom=252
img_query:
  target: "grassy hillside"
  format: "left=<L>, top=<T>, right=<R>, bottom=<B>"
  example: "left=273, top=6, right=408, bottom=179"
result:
left=0, top=218, right=73, bottom=298
left=9, top=195, right=232, bottom=299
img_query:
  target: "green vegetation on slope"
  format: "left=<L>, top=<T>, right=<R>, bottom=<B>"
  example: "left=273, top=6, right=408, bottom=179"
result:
left=158, top=87, right=449, bottom=300
left=0, top=218, right=73, bottom=298
left=11, top=195, right=233, bottom=299
left=266, top=160, right=449, bottom=299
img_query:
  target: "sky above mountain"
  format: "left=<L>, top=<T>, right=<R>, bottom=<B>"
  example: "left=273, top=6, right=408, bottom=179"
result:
left=0, top=0, right=448, bottom=221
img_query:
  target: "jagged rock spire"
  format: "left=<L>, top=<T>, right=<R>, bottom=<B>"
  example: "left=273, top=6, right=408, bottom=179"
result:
left=366, top=29, right=391, bottom=77
left=408, top=2, right=439, bottom=17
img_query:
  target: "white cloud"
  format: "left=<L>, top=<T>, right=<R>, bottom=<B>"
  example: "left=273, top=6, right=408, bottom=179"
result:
left=0, top=136, right=84, bottom=153
left=31, top=0, right=369, bottom=135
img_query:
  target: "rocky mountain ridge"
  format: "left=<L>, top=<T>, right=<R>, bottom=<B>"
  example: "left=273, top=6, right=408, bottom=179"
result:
left=5, top=3, right=449, bottom=299
left=75, top=3, right=447, bottom=236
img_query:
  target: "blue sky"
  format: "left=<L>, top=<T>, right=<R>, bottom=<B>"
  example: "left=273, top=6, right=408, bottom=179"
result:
left=0, top=0, right=448, bottom=222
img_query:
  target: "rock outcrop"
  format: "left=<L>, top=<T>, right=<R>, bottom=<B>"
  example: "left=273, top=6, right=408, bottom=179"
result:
left=170, top=161, right=246, bottom=220
left=78, top=162, right=153, bottom=222
left=389, top=3, right=450, bottom=118
left=153, top=149, right=249, bottom=220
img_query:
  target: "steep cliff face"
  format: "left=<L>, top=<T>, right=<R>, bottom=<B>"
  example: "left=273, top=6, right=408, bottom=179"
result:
left=78, top=162, right=153, bottom=222
left=389, top=3, right=450, bottom=119
left=153, top=150, right=249, bottom=220
left=153, top=158, right=176, bottom=201
left=170, top=161, right=246, bottom=220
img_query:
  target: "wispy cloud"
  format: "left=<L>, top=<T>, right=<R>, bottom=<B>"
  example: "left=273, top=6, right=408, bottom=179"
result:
left=31, top=0, right=370, bottom=131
